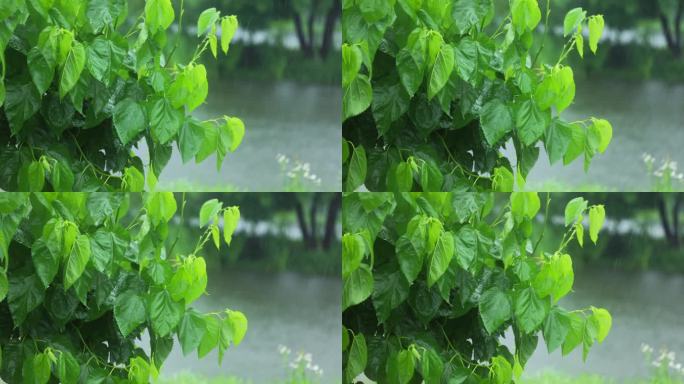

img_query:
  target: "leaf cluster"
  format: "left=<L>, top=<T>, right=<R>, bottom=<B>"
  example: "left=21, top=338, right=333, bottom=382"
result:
left=342, top=192, right=612, bottom=383
left=0, top=192, right=246, bottom=383
left=341, top=0, right=612, bottom=192
left=0, top=0, right=244, bottom=192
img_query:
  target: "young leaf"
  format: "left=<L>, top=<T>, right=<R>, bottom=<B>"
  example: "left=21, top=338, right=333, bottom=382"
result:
left=59, top=41, right=85, bottom=98
left=223, top=206, right=240, bottom=245
left=563, top=8, right=586, bottom=36
left=145, top=0, right=175, bottom=33
left=64, top=234, right=91, bottom=290
left=589, top=205, right=605, bottom=244
left=221, top=16, right=239, bottom=54
left=197, top=8, right=219, bottom=37
left=588, top=15, right=605, bottom=54
left=427, top=231, right=454, bottom=287
left=199, top=199, right=222, bottom=228
left=227, top=309, right=248, bottom=345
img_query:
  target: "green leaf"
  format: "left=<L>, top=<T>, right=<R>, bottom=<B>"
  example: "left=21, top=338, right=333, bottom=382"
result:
left=492, top=167, right=514, bottom=192
left=87, top=0, right=126, bottom=33
left=51, top=161, right=74, bottom=191
left=427, top=43, right=455, bottom=100
left=145, top=0, right=174, bottom=33
left=346, top=333, right=367, bottom=382
left=491, top=356, right=512, bottom=384
left=372, top=78, right=411, bottom=136
left=343, top=74, right=372, bottom=120
left=590, top=307, right=611, bottom=343
left=223, top=206, right=240, bottom=245
left=533, top=253, right=574, bottom=302
left=226, top=310, right=248, bottom=346
left=8, top=274, right=45, bottom=325
left=394, top=162, right=414, bottom=192
left=561, top=312, right=587, bottom=356
left=543, top=307, right=571, bottom=353
left=479, top=286, right=512, bottom=334
left=178, top=310, right=206, bottom=355
left=514, top=287, right=549, bottom=334
left=516, top=99, right=550, bottom=146
left=0, top=270, right=7, bottom=302
left=590, top=118, right=612, bottom=153
left=149, top=97, right=183, bottom=145
left=397, top=29, right=427, bottom=97
left=197, top=8, right=219, bottom=37
left=57, top=351, right=80, bottom=384
left=396, top=235, right=423, bottom=283
left=451, top=0, right=494, bottom=34
left=453, top=225, right=477, bottom=270
left=544, top=120, right=573, bottom=165
left=511, top=0, right=541, bottom=34
left=168, top=256, right=208, bottom=304
left=114, top=290, right=147, bottom=337
left=419, top=161, right=444, bottom=191
left=18, top=161, right=46, bottom=192
left=59, top=41, right=85, bottom=98
left=179, top=119, right=206, bottom=163
left=346, top=145, right=367, bottom=191
left=23, top=352, right=51, bottom=384
left=149, top=289, right=184, bottom=337
left=28, top=47, right=54, bottom=94
left=64, top=234, right=91, bottom=290
left=510, top=192, right=541, bottom=221
left=427, top=231, right=454, bottom=287
left=226, top=117, right=245, bottom=152
left=113, top=98, right=147, bottom=146
left=564, top=197, right=587, bottom=226
left=123, top=167, right=145, bottom=192
left=480, top=100, right=514, bottom=146
left=343, top=43, right=363, bottom=88
left=563, top=8, right=586, bottom=36
left=588, top=15, right=605, bottom=54
left=390, top=349, right=415, bottom=384
left=421, top=348, right=443, bottom=384
left=4, top=79, right=41, bottom=134
left=589, top=205, right=605, bottom=244
left=372, top=265, right=410, bottom=323
left=199, top=199, right=222, bottom=228
left=221, top=16, right=238, bottom=54
left=146, top=193, right=177, bottom=225
left=343, top=264, right=373, bottom=310
left=86, top=37, right=113, bottom=84
left=89, top=230, right=120, bottom=274
left=32, top=238, right=60, bottom=288
left=342, top=233, right=365, bottom=278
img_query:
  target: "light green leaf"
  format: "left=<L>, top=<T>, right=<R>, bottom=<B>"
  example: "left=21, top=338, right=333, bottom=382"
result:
left=589, top=205, right=605, bottom=244
left=197, top=8, right=219, bottom=37
left=564, top=197, right=587, bottom=226
left=59, top=41, right=85, bottom=98
left=64, top=234, right=91, bottom=290
left=427, top=43, right=455, bottom=100
left=227, top=310, right=248, bottom=345
left=343, top=264, right=373, bottom=310
left=223, top=206, right=240, bottom=245
left=590, top=307, right=611, bottom=343
left=145, top=0, right=174, bottom=33
left=221, top=16, right=238, bottom=54
left=563, top=8, right=586, bottom=36
left=588, top=15, right=605, bottom=54
left=343, top=74, right=372, bottom=120
left=199, top=199, right=222, bottom=228
left=427, top=231, right=454, bottom=287
left=491, top=355, right=512, bottom=384
left=511, top=0, right=541, bottom=34
left=510, top=192, right=541, bottom=220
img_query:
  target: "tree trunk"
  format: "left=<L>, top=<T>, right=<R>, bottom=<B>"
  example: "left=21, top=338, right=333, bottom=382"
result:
left=293, top=13, right=313, bottom=57
left=309, top=193, right=321, bottom=249
left=320, top=0, right=341, bottom=58
left=307, top=0, right=320, bottom=57
left=322, top=193, right=341, bottom=251
left=673, top=193, right=683, bottom=247
left=658, top=197, right=677, bottom=247
left=295, top=200, right=312, bottom=247
left=659, top=4, right=682, bottom=57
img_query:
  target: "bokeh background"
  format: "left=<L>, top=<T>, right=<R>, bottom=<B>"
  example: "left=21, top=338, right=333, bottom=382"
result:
left=126, top=1, right=342, bottom=192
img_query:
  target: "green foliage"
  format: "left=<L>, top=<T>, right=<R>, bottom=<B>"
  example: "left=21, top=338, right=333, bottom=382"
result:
left=341, top=0, right=612, bottom=192
left=342, top=192, right=612, bottom=383
left=0, top=0, right=244, bottom=191
left=0, top=192, right=247, bottom=383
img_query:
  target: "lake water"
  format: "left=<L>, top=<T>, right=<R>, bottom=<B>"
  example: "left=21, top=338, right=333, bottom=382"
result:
left=521, top=268, right=684, bottom=379
left=154, top=268, right=342, bottom=383
left=513, top=78, right=684, bottom=191
left=138, top=80, right=341, bottom=192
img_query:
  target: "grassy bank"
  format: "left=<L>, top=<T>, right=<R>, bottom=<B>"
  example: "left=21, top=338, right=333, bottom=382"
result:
left=523, top=371, right=684, bottom=384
